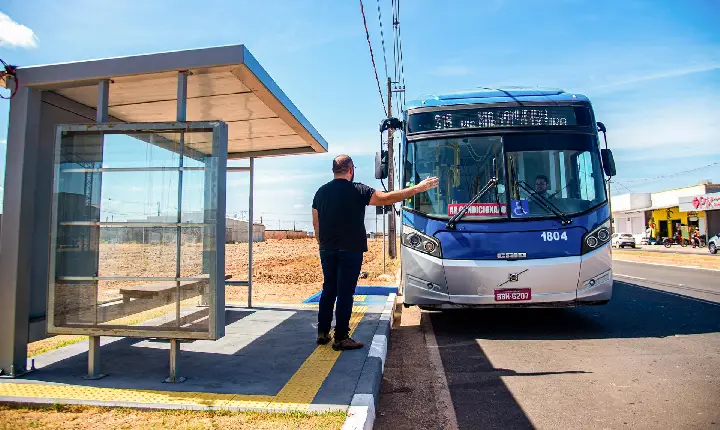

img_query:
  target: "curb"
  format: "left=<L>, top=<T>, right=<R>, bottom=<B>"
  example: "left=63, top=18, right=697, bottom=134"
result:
left=613, top=258, right=720, bottom=272
left=342, top=293, right=395, bottom=430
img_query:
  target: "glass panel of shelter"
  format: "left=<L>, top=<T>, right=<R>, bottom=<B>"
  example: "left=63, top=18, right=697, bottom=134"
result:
left=51, top=126, right=220, bottom=336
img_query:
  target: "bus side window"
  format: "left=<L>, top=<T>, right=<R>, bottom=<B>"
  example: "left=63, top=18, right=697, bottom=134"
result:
left=576, top=152, right=597, bottom=202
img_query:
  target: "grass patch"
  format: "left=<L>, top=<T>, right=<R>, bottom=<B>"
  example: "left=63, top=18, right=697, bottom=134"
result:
left=0, top=404, right=347, bottom=430
left=27, top=335, right=87, bottom=358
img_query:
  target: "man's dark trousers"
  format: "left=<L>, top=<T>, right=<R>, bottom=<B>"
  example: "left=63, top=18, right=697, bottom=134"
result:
left=318, top=249, right=364, bottom=340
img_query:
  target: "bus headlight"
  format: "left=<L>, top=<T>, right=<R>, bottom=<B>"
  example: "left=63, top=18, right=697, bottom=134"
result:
left=402, top=226, right=442, bottom=258
left=581, top=218, right=611, bottom=255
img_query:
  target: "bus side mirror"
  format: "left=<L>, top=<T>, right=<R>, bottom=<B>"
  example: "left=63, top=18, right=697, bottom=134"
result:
left=375, top=150, right=389, bottom=179
left=380, top=117, right=403, bottom=133
left=601, top=148, right=616, bottom=177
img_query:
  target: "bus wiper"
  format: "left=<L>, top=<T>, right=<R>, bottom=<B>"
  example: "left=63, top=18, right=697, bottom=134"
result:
left=517, top=180, right=572, bottom=225
left=446, top=177, right=499, bottom=230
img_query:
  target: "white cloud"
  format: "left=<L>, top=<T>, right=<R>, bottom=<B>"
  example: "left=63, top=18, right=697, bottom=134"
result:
left=315, top=140, right=380, bottom=158
left=608, top=109, right=717, bottom=152
left=590, top=63, right=720, bottom=93
left=228, top=171, right=327, bottom=187
left=0, top=12, right=38, bottom=48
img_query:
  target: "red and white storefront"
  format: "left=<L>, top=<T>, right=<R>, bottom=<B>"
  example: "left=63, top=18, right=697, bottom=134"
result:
left=679, top=192, right=720, bottom=238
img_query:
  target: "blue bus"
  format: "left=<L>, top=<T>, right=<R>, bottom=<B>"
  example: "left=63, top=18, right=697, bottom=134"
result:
left=377, top=87, right=617, bottom=309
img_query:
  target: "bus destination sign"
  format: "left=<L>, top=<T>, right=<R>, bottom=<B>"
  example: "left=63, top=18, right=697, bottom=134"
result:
left=407, top=106, right=587, bottom=133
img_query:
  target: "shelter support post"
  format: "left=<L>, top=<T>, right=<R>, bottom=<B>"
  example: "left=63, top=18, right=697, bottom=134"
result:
left=0, top=84, right=41, bottom=377
left=164, top=339, right=186, bottom=383
left=166, top=71, right=189, bottom=383
left=83, top=336, right=106, bottom=380
left=248, top=158, right=254, bottom=308
left=83, top=79, right=111, bottom=380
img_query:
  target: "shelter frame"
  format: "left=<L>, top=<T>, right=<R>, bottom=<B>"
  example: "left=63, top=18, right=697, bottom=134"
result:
left=0, top=45, right=327, bottom=378
left=47, top=121, right=228, bottom=341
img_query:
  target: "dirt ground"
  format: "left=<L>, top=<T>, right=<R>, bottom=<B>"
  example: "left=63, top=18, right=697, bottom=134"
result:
left=30, top=238, right=400, bottom=357
left=0, top=404, right=346, bottom=430
left=96, top=238, right=399, bottom=304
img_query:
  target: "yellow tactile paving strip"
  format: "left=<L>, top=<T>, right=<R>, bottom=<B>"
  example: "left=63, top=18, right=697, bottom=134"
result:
left=0, top=306, right=368, bottom=411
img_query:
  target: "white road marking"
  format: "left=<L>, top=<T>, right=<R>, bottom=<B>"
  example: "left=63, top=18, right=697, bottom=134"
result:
left=613, top=259, right=720, bottom=272
left=422, top=312, right=459, bottom=430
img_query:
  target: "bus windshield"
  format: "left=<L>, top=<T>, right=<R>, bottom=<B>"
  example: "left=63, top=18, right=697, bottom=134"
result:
left=404, top=136, right=506, bottom=219
left=403, top=133, right=606, bottom=220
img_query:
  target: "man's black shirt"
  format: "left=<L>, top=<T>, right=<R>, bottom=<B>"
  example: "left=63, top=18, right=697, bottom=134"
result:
left=312, top=179, right=376, bottom=252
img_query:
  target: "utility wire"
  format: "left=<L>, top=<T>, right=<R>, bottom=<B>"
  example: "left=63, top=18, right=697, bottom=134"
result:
left=624, top=161, right=720, bottom=183
left=376, top=0, right=389, bottom=81
left=360, top=0, right=387, bottom=114
left=612, top=180, right=634, bottom=193
left=0, top=58, right=19, bottom=100
left=391, top=0, right=407, bottom=117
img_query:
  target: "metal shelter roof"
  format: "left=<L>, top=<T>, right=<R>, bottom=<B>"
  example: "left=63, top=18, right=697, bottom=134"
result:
left=6, top=45, right=328, bottom=159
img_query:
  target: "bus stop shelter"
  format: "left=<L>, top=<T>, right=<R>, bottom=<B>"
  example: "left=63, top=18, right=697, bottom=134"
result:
left=0, top=45, right=328, bottom=379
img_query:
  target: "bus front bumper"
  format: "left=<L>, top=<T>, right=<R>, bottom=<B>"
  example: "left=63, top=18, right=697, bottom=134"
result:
left=402, top=245, right=613, bottom=308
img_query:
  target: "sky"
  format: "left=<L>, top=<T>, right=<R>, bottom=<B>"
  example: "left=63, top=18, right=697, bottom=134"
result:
left=1, top=0, right=719, bottom=232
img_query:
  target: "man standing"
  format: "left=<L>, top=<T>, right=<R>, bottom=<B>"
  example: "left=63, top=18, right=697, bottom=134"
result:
left=312, top=155, right=438, bottom=351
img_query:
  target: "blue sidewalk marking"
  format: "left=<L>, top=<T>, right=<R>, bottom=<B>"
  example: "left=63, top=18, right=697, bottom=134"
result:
left=303, top=285, right=398, bottom=303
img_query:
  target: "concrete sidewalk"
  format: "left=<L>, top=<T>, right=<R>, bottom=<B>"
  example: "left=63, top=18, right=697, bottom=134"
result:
left=613, top=248, right=720, bottom=270
left=0, top=296, right=393, bottom=421
left=624, top=244, right=717, bottom=255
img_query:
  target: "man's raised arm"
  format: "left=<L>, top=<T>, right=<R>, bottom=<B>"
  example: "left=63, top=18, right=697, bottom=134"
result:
left=369, top=177, right=439, bottom=207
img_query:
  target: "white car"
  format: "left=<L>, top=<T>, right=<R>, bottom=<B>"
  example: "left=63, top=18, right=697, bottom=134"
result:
left=611, top=233, right=636, bottom=248
left=709, top=233, right=719, bottom=254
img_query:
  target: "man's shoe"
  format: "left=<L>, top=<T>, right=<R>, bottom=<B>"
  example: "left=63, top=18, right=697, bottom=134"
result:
left=317, top=332, right=331, bottom=345
left=332, top=337, right=364, bottom=351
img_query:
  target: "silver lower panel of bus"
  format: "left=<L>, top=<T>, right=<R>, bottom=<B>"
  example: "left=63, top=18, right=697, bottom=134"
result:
left=402, top=244, right=612, bottom=308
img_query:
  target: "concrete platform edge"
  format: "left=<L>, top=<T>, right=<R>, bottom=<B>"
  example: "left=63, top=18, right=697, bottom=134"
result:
left=342, top=293, right=395, bottom=430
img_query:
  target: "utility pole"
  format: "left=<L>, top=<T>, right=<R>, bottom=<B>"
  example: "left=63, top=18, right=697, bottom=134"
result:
left=375, top=211, right=378, bottom=241
left=387, top=77, right=397, bottom=259
left=607, top=179, right=614, bottom=233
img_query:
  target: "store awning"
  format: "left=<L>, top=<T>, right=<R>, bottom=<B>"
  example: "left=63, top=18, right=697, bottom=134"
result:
left=615, top=204, right=676, bottom=214
left=8, top=45, right=328, bottom=159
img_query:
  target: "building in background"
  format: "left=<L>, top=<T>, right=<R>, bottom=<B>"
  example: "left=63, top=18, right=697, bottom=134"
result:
left=101, top=212, right=265, bottom=244
left=679, top=191, right=720, bottom=239
left=612, top=180, right=720, bottom=240
left=610, top=192, right=651, bottom=239
left=264, top=230, right=308, bottom=240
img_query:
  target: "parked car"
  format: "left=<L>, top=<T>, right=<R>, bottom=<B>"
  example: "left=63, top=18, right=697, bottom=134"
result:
left=709, top=233, right=720, bottom=255
left=611, top=233, right=636, bottom=248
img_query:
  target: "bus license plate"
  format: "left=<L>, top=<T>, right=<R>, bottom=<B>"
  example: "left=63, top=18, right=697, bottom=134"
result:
left=494, top=288, right=531, bottom=301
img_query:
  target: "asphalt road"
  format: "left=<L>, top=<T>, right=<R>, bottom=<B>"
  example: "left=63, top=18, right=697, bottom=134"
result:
left=376, top=262, right=720, bottom=429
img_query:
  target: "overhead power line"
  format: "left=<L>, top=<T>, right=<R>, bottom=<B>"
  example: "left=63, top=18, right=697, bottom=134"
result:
left=376, top=0, right=389, bottom=81
left=391, top=0, right=406, bottom=117
left=612, top=180, right=635, bottom=193
left=0, top=57, right=19, bottom=100
left=624, top=161, right=720, bottom=183
left=359, top=0, right=387, bottom=113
